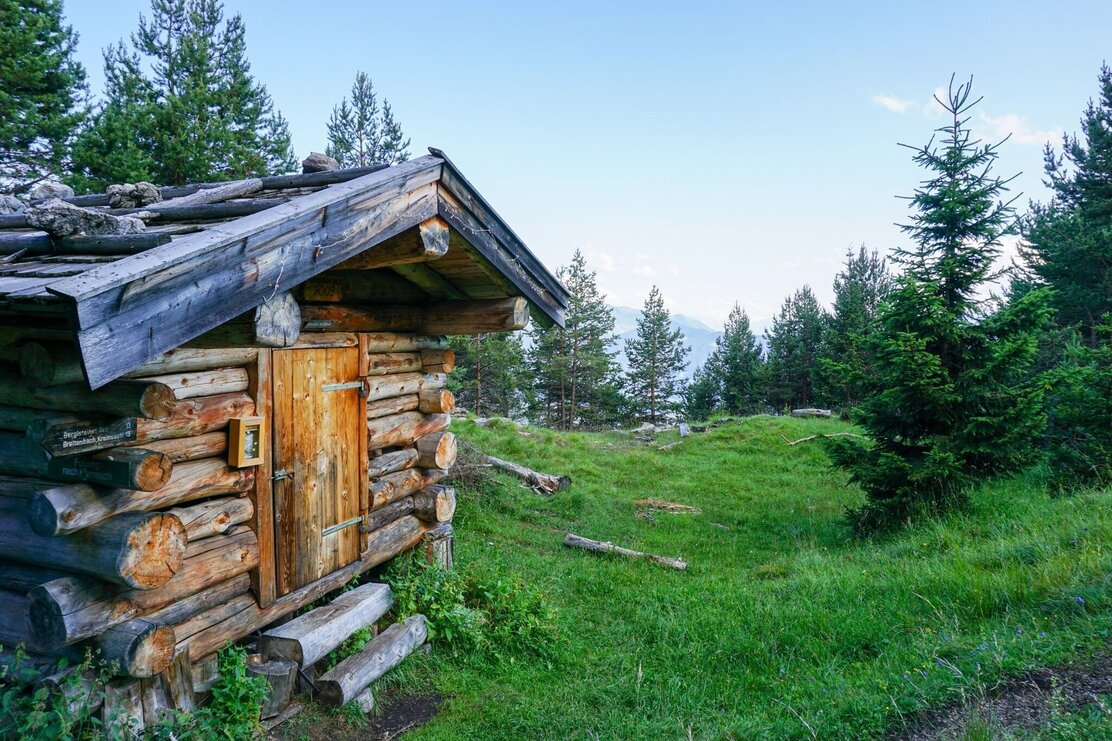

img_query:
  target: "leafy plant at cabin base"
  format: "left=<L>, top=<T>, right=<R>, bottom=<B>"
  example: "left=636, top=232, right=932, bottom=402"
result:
left=384, top=553, right=560, bottom=663
left=191, top=643, right=268, bottom=739
left=828, top=76, right=1052, bottom=534
left=0, top=645, right=113, bottom=740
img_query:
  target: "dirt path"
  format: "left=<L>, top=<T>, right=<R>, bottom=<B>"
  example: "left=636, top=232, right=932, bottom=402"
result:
left=894, top=650, right=1112, bottom=739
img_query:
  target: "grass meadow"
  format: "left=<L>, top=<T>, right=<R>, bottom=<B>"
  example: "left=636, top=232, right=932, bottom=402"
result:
left=314, top=415, right=1112, bottom=739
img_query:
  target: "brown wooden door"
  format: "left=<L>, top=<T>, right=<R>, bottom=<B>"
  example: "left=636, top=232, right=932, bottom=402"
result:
left=272, top=347, right=362, bottom=596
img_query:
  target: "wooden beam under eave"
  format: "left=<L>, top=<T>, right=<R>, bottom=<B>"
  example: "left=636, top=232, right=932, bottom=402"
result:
left=388, top=263, right=468, bottom=300
left=300, top=297, right=529, bottom=335
left=334, top=216, right=450, bottom=270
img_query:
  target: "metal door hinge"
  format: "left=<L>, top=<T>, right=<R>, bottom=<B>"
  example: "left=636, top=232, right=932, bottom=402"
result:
left=322, top=515, right=363, bottom=537
left=272, top=469, right=291, bottom=481
left=322, top=381, right=363, bottom=393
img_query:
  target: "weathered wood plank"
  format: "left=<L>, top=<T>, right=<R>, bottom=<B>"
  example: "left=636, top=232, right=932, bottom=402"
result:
left=367, top=412, right=450, bottom=450
left=168, top=496, right=253, bottom=541
left=248, top=348, right=276, bottom=608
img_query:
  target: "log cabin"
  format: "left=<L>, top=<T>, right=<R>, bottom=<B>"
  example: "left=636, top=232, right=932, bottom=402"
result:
left=0, top=149, right=567, bottom=720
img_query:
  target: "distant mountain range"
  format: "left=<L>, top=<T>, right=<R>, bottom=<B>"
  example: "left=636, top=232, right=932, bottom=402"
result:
left=610, top=305, right=722, bottom=377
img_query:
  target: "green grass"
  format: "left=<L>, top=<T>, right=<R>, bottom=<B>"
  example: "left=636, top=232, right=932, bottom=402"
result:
left=388, top=415, right=1112, bottom=739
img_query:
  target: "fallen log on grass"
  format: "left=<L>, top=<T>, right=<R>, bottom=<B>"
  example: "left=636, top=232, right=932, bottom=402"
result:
left=563, top=533, right=687, bottom=571
left=783, top=432, right=867, bottom=446
left=790, top=408, right=832, bottom=418
left=486, top=455, right=569, bottom=494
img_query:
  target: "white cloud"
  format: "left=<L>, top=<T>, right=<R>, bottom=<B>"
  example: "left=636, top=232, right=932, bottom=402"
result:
left=873, top=94, right=915, bottom=113
left=587, top=250, right=615, bottom=272
left=978, top=111, right=1059, bottom=147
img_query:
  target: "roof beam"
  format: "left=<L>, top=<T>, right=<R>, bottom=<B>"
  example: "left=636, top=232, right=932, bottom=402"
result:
left=48, top=158, right=443, bottom=388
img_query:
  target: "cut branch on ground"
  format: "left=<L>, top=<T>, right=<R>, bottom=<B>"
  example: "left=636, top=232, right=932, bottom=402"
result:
left=783, top=432, right=867, bottom=446
left=563, top=533, right=687, bottom=571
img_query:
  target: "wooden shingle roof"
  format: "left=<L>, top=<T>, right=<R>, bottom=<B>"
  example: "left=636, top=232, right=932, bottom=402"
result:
left=0, top=149, right=568, bottom=388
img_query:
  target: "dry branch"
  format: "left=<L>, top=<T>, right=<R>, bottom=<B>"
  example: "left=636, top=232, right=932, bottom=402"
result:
left=782, top=432, right=866, bottom=446
left=486, top=455, right=569, bottom=494
left=563, top=533, right=687, bottom=571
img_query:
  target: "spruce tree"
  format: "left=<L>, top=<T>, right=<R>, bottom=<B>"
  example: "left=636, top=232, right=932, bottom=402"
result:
left=528, top=250, right=622, bottom=429
left=828, top=77, right=1052, bottom=533
left=625, top=286, right=689, bottom=423
left=818, top=245, right=892, bottom=410
left=0, top=0, right=87, bottom=195
left=710, top=304, right=765, bottom=415
left=449, top=332, right=529, bottom=418
left=70, top=0, right=296, bottom=191
left=1021, top=64, right=1112, bottom=347
left=325, top=72, right=411, bottom=168
left=765, top=286, right=827, bottom=410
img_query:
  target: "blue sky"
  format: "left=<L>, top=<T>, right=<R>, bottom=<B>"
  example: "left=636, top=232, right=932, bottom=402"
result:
left=64, top=1, right=1112, bottom=330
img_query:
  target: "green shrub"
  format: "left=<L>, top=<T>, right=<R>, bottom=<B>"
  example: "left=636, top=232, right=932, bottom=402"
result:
left=384, top=553, right=560, bottom=662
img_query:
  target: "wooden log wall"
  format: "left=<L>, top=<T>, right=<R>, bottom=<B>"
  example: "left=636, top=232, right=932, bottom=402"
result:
left=0, top=342, right=261, bottom=687
left=1, top=319, right=461, bottom=721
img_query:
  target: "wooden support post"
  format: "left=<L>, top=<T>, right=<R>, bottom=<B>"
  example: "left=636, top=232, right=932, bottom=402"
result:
left=254, top=292, right=301, bottom=348
left=334, top=215, right=450, bottom=270
left=422, top=523, right=454, bottom=570
left=246, top=654, right=297, bottom=719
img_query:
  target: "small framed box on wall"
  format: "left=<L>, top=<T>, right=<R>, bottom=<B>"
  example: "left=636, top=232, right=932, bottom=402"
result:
left=229, top=416, right=265, bottom=467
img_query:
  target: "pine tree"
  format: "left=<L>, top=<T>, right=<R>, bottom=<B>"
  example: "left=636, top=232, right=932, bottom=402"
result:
left=449, top=332, right=529, bottom=418
left=710, top=304, right=765, bottom=415
left=325, top=72, right=411, bottom=168
left=818, top=245, right=892, bottom=410
left=1020, top=64, right=1112, bottom=347
left=528, top=250, right=622, bottom=429
left=683, top=361, right=720, bottom=421
left=624, top=286, right=689, bottom=423
left=69, top=0, right=296, bottom=191
left=765, top=286, right=827, bottom=411
left=828, top=77, right=1052, bottom=533
left=0, top=0, right=87, bottom=195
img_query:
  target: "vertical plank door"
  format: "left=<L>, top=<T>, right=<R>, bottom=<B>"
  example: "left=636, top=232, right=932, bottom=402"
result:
left=272, top=347, right=362, bottom=596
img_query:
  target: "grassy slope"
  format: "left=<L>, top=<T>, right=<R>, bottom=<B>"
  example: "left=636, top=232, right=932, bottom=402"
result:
left=398, top=416, right=1112, bottom=739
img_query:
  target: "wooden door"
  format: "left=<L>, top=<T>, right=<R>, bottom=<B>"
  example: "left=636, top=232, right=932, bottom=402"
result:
left=272, top=347, right=362, bottom=595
